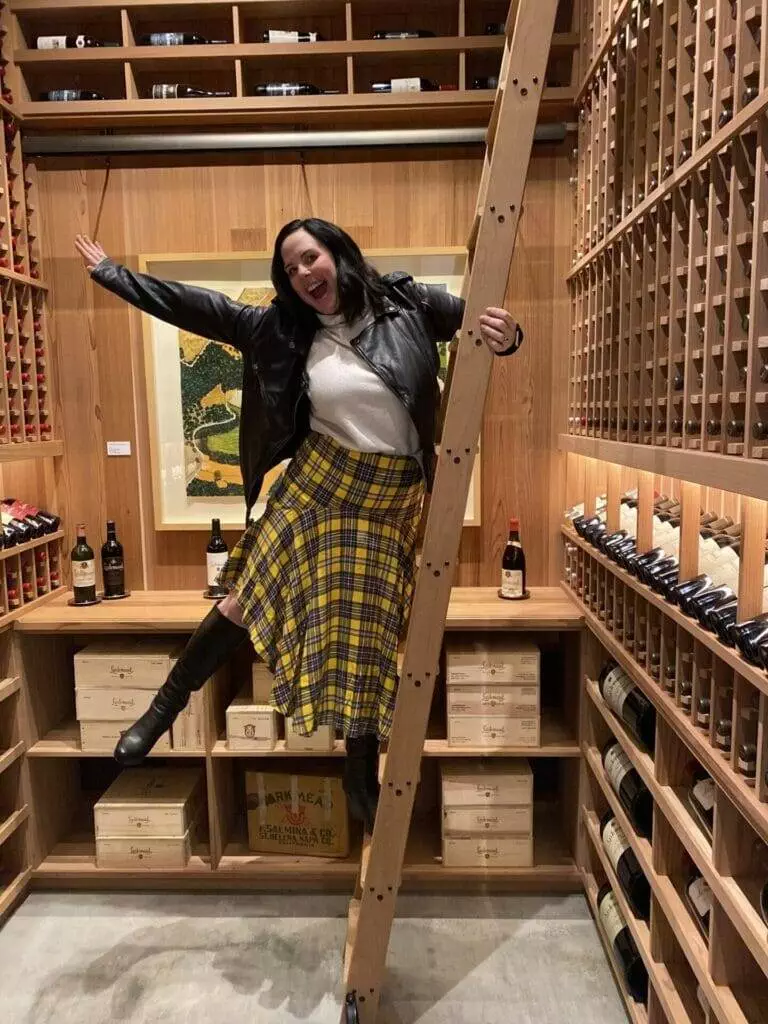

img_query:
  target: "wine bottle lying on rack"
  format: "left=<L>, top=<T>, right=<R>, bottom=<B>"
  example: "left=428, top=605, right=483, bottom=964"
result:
left=686, top=765, right=714, bottom=840
left=151, top=85, right=232, bottom=99
left=685, top=868, right=712, bottom=941
left=373, top=30, right=436, bottom=39
left=598, top=660, right=656, bottom=752
left=371, top=78, right=439, bottom=92
left=599, top=812, right=651, bottom=921
left=602, top=741, right=653, bottom=839
left=36, top=36, right=115, bottom=49
left=597, top=884, right=649, bottom=1004
left=252, top=83, right=323, bottom=96
left=40, top=90, right=105, bottom=101
left=138, top=33, right=229, bottom=45
left=264, top=30, right=322, bottom=42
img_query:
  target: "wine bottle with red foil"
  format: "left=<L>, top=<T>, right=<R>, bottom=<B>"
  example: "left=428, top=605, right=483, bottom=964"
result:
left=602, top=740, right=653, bottom=839
left=500, top=516, right=526, bottom=600
left=597, top=884, right=649, bottom=1004
left=598, top=660, right=656, bottom=752
left=600, top=811, right=651, bottom=921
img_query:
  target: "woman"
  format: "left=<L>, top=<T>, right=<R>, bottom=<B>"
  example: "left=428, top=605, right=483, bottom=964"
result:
left=74, top=219, right=523, bottom=832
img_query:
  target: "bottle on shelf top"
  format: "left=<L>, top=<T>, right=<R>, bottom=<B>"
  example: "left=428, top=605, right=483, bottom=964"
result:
left=71, top=523, right=97, bottom=604
left=205, top=517, right=229, bottom=598
left=599, top=811, right=651, bottom=921
left=471, top=76, right=500, bottom=89
left=264, top=30, right=322, bottom=43
left=598, top=660, right=656, bottom=752
left=101, top=520, right=125, bottom=598
left=372, top=78, right=440, bottom=93
left=596, top=884, right=649, bottom=1005
left=252, top=83, right=323, bottom=96
left=372, top=30, right=436, bottom=39
left=36, top=36, right=115, bottom=49
left=138, top=33, right=229, bottom=46
left=151, top=85, right=232, bottom=99
left=500, top=516, right=526, bottom=600
left=40, top=90, right=105, bottom=102
left=602, top=740, right=653, bottom=840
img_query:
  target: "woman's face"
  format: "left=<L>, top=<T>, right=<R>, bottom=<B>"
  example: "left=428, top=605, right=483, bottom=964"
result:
left=281, top=228, right=339, bottom=314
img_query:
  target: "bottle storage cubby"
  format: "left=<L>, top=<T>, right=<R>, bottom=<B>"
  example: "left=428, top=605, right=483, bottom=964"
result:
left=567, top=0, right=768, bottom=467
left=0, top=647, right=29, bottom=920
left=4, top=0, right=578, bottom=127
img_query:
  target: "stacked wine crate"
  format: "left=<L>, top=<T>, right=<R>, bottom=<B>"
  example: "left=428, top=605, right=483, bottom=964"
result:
left=74, top=640, right=188, bottom=753
left=94, top=766, right=205, bottom=868
left=444, top=635, right=541, bottom=747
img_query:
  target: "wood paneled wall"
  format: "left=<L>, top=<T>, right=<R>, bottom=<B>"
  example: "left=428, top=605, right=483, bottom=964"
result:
left=37, top=144, right=571, bottom=591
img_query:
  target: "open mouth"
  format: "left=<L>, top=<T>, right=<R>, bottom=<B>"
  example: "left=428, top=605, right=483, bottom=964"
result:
left=306, top=280, right=327, bottom=301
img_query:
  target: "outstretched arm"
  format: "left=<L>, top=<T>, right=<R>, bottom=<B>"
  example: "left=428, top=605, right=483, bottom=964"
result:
left=75, top=234, right=261, bottom=350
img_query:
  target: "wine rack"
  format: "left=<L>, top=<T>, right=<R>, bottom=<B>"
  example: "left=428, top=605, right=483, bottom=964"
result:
left=3, top=0, right=579, bottom=130
left=567, top=0, right=768, bottom=471
left=565, top=454, right=768, bottom=1022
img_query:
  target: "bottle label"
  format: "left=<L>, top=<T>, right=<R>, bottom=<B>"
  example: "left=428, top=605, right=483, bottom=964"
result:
left=501, top=569, right=524, bottom=598
left=152, top=85, right=179, bottom=99
left=604, top=743, right=633, bottom=794
left=598, top=889, right=627, bottom=946
left=48, top=90, right=80, bottom=101
left=206, top=551, right=229, bottom=587
left=601, top=817, right=630, bottom=873
left=692, top=777, right=715, bottom=812
left=38, top=36, right=68, bottom=49
left=102, top=558, right=124, bottom=591
left=392, top=77, right=421, bottom=93
left=688, top=877, right=712, bottom=920
left=602, top=665, right=635, bottom=719
left=738, top=754, right=756, bottom=773
left=72, top=558, right=95, bottom=588
left=150, top=33, right=184, bottom=45
left=267, top=30, right=315, bottom=43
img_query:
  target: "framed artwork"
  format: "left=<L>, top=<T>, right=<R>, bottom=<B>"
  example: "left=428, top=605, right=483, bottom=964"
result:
left=139, top=247, right=480, bottom=530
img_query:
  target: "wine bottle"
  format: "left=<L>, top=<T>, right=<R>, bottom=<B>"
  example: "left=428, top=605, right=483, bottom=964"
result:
left=598, top=660, right=656, bottom=752
left=205, top=517, right=229, bottom=597
left=600, top=811, right=651, bottom=920
left=36, top=35, right=104, bottom=49
left=752, top=421, right=768, bottom=440
left=372, top=78, right=439, bottom=92
left=602, top=741, right=654, bottom=839
left=71, top=523, right=97, bottom=604
left=471, top=76, right=500, bottom=89
left=101, top=520, right=125, bottom=598
left=151, top=85, right=232, bottom=99
left=696, top=696, right=710, bottom=730
left=264, top=29, right=322, bottom=42
left=500, top=516, right=526, bottom=600
left=252, top=82, right=322, bottom=96
left=714, top=717, right=732, bottom=754
left=726, top=419, right=745, bottom=438
left=687, top=766, right=714, bottom=839
left=680, top=679, right=693, bottom=715
left=138, top=33, right=229, bottom=45
left=485, top=22, right=507, bottom=34
left=41, top=90, right=105, bottom=101
left=738, top=742, right=757, bottom=785
left=597, top=885, right=649, bottom=1004
left=372, top=30, right=436, bottom=39
left=685, top=869, right=713, bottom=940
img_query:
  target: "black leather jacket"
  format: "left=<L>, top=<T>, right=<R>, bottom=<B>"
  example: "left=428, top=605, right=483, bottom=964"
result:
left=91, top=259, right=523, bottom=518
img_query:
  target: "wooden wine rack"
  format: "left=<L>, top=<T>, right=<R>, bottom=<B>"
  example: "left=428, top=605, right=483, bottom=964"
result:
left=3, top=0, right=579, bottom=130
left=568, top=0, right=768, bottom=473
left=564, top=451, right=768, bottom=1022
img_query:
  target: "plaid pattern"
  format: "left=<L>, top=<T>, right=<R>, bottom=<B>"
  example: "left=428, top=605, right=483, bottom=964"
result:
left=218, top=430, right=425, bottom=739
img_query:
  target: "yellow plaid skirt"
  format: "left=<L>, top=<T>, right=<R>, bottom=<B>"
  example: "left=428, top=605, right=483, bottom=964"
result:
left=218, top=430, right=425, bottom=739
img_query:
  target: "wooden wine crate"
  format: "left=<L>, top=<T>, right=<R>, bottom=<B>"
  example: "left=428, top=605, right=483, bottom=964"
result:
left=446, top=684, right=540, bottom=715
left=444, top=636, right=541, bottom=684
left=74, top=638, right=183, bottom=689
left=251, top=660, right=274, bottom=704
left=171, top=690, right=205, bottom=751
left=93, top=767, right=204, bottom=838
left=95, top=829, right=195, bottom=870
left=284, top=717, right=335, bottom=752
left=447, top=714, right=540, bottom=748
left=441, top=760, right=534, bottom=806
left=442, top=833, right=533, bottom=868
left=245, top=770, right=349, bottom=858
left=225, top=687, right=277, bottom=751
left=80, top=720, right=171, bottom=754
left=442, top=804, right=533, bottom=834
left=75, top=687, right=153, bottom=722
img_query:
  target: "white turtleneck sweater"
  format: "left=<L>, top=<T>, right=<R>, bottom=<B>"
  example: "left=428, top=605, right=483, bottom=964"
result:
left=306, top=309, right=422, bottom=456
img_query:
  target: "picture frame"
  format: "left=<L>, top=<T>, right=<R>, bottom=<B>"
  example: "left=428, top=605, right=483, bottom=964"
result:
left=139, top=247, right=480, bottom=531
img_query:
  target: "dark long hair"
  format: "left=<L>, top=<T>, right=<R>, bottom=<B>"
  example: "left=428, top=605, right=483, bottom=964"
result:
left=271, top=218, right=389, bottom=330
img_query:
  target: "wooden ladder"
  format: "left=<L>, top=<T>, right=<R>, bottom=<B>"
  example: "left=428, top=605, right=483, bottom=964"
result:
left=341, top=2, right=560, bottom=1020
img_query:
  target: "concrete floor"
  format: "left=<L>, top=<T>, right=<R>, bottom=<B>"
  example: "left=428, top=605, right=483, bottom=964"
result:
left=0, top=892, right=628, bottom=1024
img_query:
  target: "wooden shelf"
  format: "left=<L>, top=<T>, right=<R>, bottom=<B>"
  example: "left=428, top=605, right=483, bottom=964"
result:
left=0, top=676, right=20, bottom=703
left=28, top=720, right=206, bottom=758
left=0, top=440, right=63, bottom=463
left=14, top=586, right=585, bottom=633
left=0, top=867, right=31, bottom=918
left=563, top=527, right=768, bottom=702
left=558, top=434, right=768, bottom=502
left=33, top=832, right=213, bottom=880
left=0, top=530, right=63, bottom=564
left=0, top=805, right=29, bottom=848
left=0, top=740, right=24, bottom=775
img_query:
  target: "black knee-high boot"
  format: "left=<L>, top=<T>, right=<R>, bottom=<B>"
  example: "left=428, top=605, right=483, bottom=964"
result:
left=344, top=734, right=380, bottom=834
left=113, top=605, right=249, bottom=767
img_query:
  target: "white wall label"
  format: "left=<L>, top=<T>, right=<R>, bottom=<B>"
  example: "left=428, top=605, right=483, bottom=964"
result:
left=107, top=441, right=132, bottom=456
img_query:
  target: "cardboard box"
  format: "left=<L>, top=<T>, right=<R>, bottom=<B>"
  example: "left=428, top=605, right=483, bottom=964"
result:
left=80, top=720, right=171, bottom=754
left=245, top=770, right=349, bottom=858
left=442, top=804, right=533, bottom=834
left=75, top=687, right=154, bottom=722
left=284, top=716, right=335, bottom=752
left=447, top=715, right=540, bottom=748
left=252, top=661, right=274, bottom=704
left=442, top=833, right=533, bottom=868
left=447, top=684, right=539, bottom=716
left=95, top=829, right=193, bottom=869
left=441, top=760, right=533, bottom=807
left=171, top=690, right=206, bottom=751
left=445, top=637, right=540, bottom=685
left=94, top=766, right=204, bottom=838
left=225, top=688, right=277, bottom=751
left=74, top=638, right=183, bottom=689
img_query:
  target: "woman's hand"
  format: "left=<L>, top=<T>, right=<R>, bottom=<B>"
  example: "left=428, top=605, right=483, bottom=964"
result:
left=74, top=234, right=108, bottom=272
left=479, top=306, right=518, bottom=354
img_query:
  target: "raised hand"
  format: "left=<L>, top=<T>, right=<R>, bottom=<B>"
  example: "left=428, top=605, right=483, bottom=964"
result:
left=74, top=234, right=108, bottom=272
